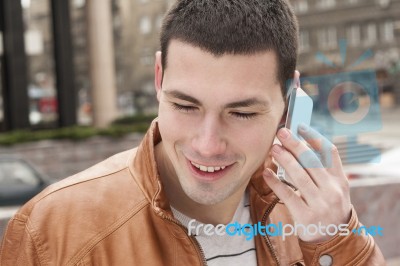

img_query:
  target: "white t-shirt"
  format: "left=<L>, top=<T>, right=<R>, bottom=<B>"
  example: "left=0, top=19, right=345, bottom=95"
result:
left=171, top=190, right=257, bottom=266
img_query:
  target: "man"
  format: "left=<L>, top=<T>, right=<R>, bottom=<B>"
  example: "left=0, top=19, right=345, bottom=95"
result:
left=1, top=0, right=384, bottom=265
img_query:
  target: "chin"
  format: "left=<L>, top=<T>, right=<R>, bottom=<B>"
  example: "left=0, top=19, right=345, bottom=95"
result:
left=180, top=178, right=238, bottom=206
left=189, top=194, right=225, bottom=206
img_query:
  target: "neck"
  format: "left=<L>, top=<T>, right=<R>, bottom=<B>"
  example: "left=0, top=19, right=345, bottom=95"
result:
left=155, top=142, right=247, bottom=225
left=173, top=190, right=244, bottom=225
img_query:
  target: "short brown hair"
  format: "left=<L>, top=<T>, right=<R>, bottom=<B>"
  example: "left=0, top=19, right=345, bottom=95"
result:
left=160, top=0, right=298, bottom=96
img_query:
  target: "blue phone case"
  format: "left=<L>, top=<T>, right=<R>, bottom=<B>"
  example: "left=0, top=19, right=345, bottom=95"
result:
left=277, top=87, right=313, bottom=182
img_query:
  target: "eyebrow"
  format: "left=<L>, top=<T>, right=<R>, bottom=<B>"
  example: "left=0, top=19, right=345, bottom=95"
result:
left=163, top=90, right=200, bottom=105
left=163, top=89, right=270, bottom=109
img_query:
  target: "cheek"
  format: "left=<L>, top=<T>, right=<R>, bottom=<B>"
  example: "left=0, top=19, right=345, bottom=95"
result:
left=236, top=120, right=278, bottom=160
left=158, top=104, right=178, bottom=141
left=158, top=103, right=194, bottom=145
left=247, top=132, right=272, bottom=153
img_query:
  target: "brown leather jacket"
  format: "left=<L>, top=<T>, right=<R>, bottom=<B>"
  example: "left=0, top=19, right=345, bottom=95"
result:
left=0, top=121, right=385, bottom=265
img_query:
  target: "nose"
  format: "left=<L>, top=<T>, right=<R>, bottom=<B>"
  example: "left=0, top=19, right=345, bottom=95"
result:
left=191, top=116, right=227, bottom=158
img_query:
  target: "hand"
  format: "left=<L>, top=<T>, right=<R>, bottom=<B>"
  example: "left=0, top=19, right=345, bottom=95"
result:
left=263, top=124, right=352, bottom=242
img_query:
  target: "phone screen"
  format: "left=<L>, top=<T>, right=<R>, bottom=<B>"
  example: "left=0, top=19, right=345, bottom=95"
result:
left=277, top=87, right=313, bottom=182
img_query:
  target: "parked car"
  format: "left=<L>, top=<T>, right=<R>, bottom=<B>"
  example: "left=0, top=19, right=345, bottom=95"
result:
left=0, top=157, right=50, bottom=206
left=345, top=147, right=400, bottom=179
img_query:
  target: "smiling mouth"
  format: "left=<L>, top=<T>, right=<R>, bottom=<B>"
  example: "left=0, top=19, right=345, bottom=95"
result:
left=185, top=157, right=234, bottom=181
left=190, top=161, right=227, bottom=173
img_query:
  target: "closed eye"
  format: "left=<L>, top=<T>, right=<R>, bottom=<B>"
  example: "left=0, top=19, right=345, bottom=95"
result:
left=230, top=112, right=258, bottom=120
left=172, top=102, right=258, bottom=119
left=172, top=103, right=197, bottom=112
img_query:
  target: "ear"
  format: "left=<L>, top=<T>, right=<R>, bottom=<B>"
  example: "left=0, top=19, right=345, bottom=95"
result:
left=154, top=51, right=163, bottom=102
left=278, top=108, right=287, bottom=130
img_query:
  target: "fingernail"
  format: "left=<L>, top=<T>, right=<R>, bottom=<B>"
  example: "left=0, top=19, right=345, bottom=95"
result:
left=263, top=169, right=271, bottom=177
left=272, top=145, right=283, bottom=154
left=279, top=128, right=289, bottom=139
left=299, top=123, right=309, bottom=132
left=263, top=168, right=274, bottom=177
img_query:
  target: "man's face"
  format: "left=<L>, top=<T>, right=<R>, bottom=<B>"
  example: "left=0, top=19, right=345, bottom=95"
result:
left=155, top=40, right=285, bottom=205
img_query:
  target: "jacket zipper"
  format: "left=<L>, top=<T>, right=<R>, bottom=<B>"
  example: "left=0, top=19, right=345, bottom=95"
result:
left=161, top=213, right=208, bottom=266
left=260, top=197, right=281, bottom=266
left=158, top=198, right=280, bottom=266
left=153, top=180, right=208, bottom=265
left=154, top=183, right=279, bottom=265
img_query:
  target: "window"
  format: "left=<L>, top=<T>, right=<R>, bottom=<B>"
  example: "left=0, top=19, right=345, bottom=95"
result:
left=72, top=0, right=85, bottom=8
left=22, top=0, right=58, bottom=126
left=317, top=0, right=336, bottom=10
left=70, top=0, right=92, bottom=125
left=299, top=30, right=310, bottom=52
left=317, top=27, right=337, bottom=49
left=21, top=0, right=31, bottom=9
left=364, top=23, right=377, bottom=46
left=293, top=0, right=308, bottom=13
left=347, top=24, right=360, bottom=47
left=139, top=16, right=152, bottom=34
left=381, top=21, right=394, bottom=43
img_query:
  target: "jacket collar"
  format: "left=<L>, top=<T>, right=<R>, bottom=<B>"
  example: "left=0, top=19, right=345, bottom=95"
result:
left=128, top=119, right=170, bottom=213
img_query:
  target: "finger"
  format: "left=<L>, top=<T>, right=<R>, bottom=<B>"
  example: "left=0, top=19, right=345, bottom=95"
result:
left=297, top=124, right=331, bottom=166
left=263, top=168, right=307, bottom=216
left=276, top=128, right=326, bottom=186
left=297, top=124, right=344, bottom=176
left=271, top=144, right=319, bottom=204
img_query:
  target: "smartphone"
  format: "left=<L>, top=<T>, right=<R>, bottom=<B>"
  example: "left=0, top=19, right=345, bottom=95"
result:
left=277, top=87, right=313, bottom=183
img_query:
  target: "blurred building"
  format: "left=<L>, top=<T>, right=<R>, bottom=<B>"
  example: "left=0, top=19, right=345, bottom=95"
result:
left=0, top=0, right=133, bottom=131
left=69, top=0, right=90, bottom=124
left=0, top=0, right=74, bottom=131
left=124, top=0, right=175, bottom=114
left=126, top=0, right=400, bottom=109
left=1, top=0, right=400, bottom=132
left=22, top=0, right=58, bottom=126
left=69, top=0, right=173, bottom=118
left=70, top=0, right=131, bottom=124
left=289, top=0, right=400, bottom=103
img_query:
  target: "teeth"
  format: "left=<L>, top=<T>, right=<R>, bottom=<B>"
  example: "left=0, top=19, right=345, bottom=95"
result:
left=190, top=162, right=227, bottom=173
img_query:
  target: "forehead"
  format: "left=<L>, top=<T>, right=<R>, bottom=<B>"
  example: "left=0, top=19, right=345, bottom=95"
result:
left=162, top=40, right=281, bottom=101
left=165, top=40, right=279, bottom=76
